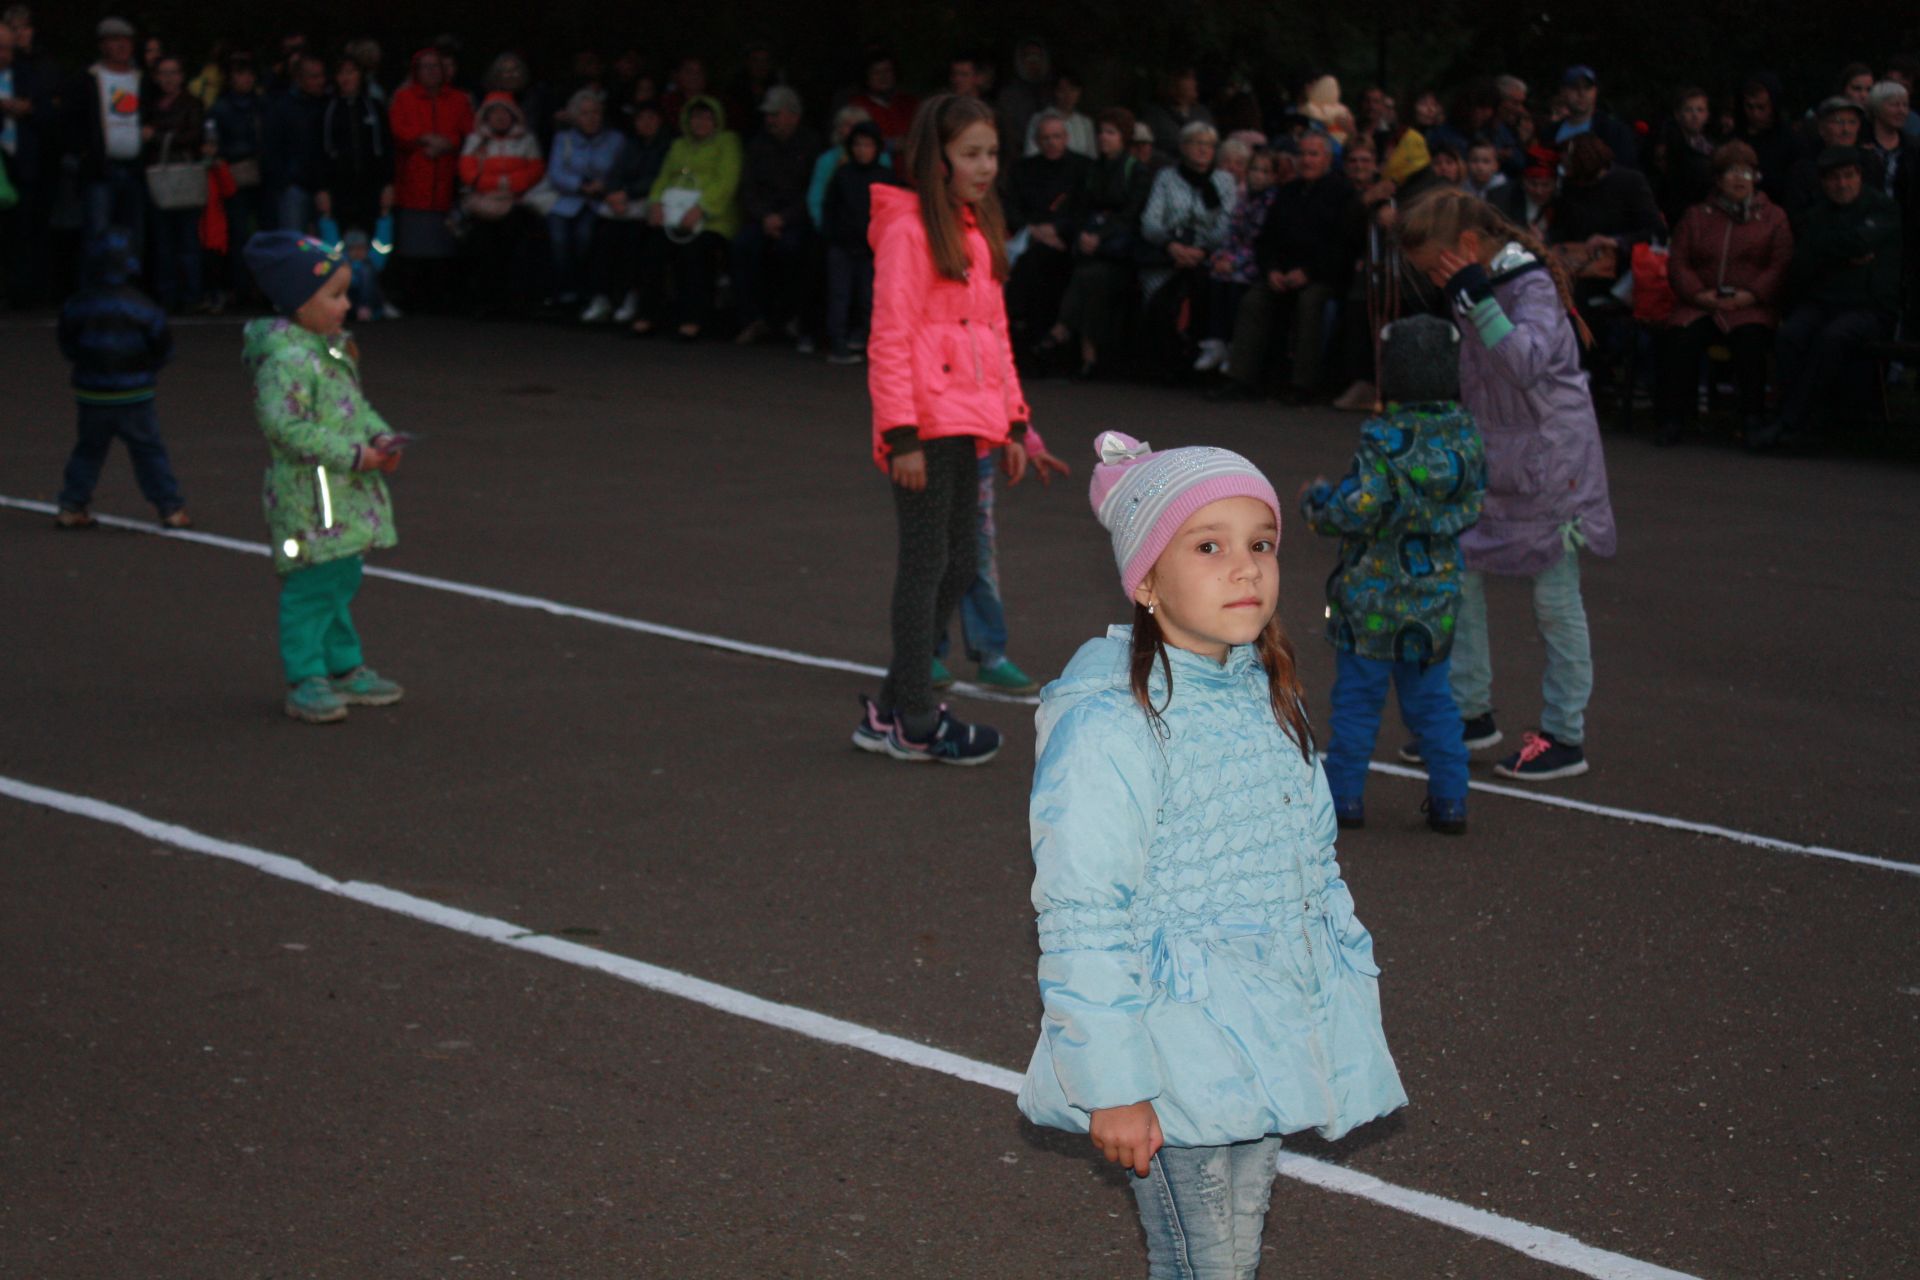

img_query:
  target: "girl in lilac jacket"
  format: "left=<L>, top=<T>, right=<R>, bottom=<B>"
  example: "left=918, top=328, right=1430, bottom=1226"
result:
left=1397, top=191, right=1615, bottom=781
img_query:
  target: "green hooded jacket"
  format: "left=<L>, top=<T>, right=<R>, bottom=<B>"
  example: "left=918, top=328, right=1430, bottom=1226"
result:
left=243, top=317, right=397, bottom=576
left=648, top=95, right=744, bottom=239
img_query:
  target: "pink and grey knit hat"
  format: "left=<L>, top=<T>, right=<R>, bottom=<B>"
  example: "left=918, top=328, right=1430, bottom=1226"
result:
left=1088, top=431, right=1282, bottom=600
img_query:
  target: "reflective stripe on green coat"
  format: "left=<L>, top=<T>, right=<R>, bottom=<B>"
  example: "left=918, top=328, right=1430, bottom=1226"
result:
left=243, top=317, right=396, bottom=576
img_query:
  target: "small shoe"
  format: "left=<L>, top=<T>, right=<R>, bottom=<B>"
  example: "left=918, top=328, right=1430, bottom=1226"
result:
left=1422, top=796, right=1468, bottom=836
left=328, top=665, right=404, bottom=707
left=796, top=335, right=818, bottom=355
left=1399, top=712, right=1499, bottom=763
left=826, top=348, right=864, bottom=365
left=883, top=706, right=1001, bottom=766
left=931, top=657, right=956, bottom=690
left=1334, top=795, right=1365, bottom=830
left=630, top=318, right=656, bottom=337
left=159, top=509, right=192, bottom=529
left=612, top=292, right=641, bottom=324
left=734, top=318, right=771, bottom=345
left=1494, top=730, right=1588, bottom=781
left=285, top=675, right=348, bottom=724
left=1192, top=339, right=1227, bottom=373
left=54, top=507, right=98, bottom=530
left=676, top=323, right=703, bottom=342
left=380, top=303, right=404, bottom=321
left=852, top=693, right=894, bottom=753
left=974, top=658, right=1040, bottom=695
left=579, top=295, right=614, bottom=323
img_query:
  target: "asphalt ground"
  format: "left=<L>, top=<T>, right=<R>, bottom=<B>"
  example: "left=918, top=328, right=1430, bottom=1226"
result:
left=1, top=315, right=1916, bottom=1278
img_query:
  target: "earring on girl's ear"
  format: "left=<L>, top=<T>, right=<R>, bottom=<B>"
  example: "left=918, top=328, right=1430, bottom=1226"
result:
left=1147, top=602, right=1157, bottom=615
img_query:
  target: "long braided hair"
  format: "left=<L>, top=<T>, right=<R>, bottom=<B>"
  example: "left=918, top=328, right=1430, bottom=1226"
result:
left=1396, top=188, right=1592, bottom=346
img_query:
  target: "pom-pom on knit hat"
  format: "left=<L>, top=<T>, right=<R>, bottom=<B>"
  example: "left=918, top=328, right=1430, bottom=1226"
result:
left=1088, top=431, right=1282, bottom=601
left=242, top=230, right=347, bottom=316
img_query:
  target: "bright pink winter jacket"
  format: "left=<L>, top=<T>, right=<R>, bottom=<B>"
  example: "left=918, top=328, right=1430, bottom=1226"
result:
left=867, top=184, right=1032, bottom=472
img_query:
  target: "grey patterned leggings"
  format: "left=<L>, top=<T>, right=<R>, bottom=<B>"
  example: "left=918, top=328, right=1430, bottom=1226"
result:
left=879, top=436, right=980, bottom=718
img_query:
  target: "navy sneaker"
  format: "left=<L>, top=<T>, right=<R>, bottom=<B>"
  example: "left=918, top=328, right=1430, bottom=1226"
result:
left=883, top=705, right=1001, bottom=766
left=1423, top=796, right=1468, bottom=835
left=852, top=695, right=893, bottom=754
left=1400, top=712, right=1501, bottom=764
left=1333, top=795, right=1365, bottom=830
left=1494, top=731, right=1589, bottom=781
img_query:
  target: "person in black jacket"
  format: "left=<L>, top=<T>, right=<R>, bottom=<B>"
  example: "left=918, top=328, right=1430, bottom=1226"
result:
left=1754, top=147, right=1904, bottom=449
left=317, top=55, right=392, bottom=235
left=1037, top=106, right=1151, bottom=378
left=1786, top=98, right=1882, bottom=215
left=733, top=84, right=821, bottom=346
left=820, top=121, right=898, bottom=362
left=1211, top=131, right=1356, bottom=402
left=1547, top=134, right=1664, bottom=294
left=1550, top=65, right=1639, bottom=166
left=1734, top=71, right=1806, bottom=208
left=263, top=53, right=329, bottom=234
left=1647, top=86, right=1717, bottom=228
left=53, top=229, right=187, bottom=528
left=1004, top=110, right=1089, bottom=345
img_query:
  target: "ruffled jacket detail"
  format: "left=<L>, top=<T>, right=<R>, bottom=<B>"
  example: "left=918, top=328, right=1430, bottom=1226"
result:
left=1018, top=628, right=1407, bottom=1147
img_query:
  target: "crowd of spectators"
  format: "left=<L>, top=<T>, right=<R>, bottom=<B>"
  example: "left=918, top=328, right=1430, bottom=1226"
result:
left=2, top=14, right=1915, bottom=447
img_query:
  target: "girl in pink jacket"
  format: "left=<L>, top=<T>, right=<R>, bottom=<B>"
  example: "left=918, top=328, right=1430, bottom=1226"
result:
left=852, top=94, right=1037, bottom=765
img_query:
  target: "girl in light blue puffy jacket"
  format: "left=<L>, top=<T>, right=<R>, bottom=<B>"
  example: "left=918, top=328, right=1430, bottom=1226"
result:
left=1019, top=431, right=1406, bottom=1278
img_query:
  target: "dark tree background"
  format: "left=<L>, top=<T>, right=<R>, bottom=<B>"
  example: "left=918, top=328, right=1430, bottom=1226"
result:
left=48, top=0, right=1920, bottom=122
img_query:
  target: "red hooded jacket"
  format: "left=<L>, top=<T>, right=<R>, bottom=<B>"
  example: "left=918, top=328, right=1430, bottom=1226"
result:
left=388, top=53, right=477, bottom=212
left=866, top=184, right=1030, bottom=472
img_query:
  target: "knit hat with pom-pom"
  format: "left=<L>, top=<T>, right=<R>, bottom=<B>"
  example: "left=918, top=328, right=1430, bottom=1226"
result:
left=1088, top=430, right=1281, bottom=600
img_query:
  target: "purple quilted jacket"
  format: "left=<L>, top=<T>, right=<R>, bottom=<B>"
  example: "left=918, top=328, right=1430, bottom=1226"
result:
left=1455, top=257, right=1617, bottom=577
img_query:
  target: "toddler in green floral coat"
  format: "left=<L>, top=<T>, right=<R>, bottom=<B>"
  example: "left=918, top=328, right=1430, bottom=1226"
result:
left=242, top=230, right=410, bottom=724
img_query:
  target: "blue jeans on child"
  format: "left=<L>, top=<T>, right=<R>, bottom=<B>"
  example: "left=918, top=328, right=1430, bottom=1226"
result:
left=58, top=400, right=184, bottom=515
left=1130, top=1135, right=1285, bottom=1280
left=825, top=244, right=873, bottom=354
left=934, top=453, right=1009, bottom=666
left=1450, top=551, right=1592, bottom=745
left=1326, top=653, right=1469, bottom=804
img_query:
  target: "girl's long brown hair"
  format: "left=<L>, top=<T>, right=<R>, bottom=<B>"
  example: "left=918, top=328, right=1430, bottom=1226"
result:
left=901, top=93, right=1011, bottom=283
left=1396, top=187, right=1592, bottom=346
left=1129, top=604, right=1314, bottom=759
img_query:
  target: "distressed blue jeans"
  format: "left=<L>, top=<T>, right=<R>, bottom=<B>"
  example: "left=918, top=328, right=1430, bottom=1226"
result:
left=1130, top=1136, right=1285, bottom=1279
left=934, top=454, right=1010, bottom=667
left=1450, top=548, right=1592, bottom=745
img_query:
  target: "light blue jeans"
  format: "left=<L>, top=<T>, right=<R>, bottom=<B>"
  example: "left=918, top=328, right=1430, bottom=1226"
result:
left=1450, top=548, right=1592, bottom=745
left=1130, top=1136, right=1285, bottom=1279
left=934, top=454, right=1010, bottom=667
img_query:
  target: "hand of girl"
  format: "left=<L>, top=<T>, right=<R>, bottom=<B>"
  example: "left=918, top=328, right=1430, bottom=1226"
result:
left=1090, top=1101, right=1164, bottom=1177
left=1031, top=448, right=1071, bottom=486
left=1430, top=247, right=1475, bottom=287
left=891, top=451, right=927, bottom=492
left=1000, top=439, right=1029, bottom=486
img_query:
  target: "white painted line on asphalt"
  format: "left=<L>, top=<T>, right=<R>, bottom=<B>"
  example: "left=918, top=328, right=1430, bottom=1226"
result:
left=5, top=494, right=1912, bottom=877
left=0, top=772, right=1703, bottom=1280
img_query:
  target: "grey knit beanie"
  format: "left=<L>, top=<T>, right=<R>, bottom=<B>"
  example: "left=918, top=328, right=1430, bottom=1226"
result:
left=1379, top=314, right=1462, bottom=405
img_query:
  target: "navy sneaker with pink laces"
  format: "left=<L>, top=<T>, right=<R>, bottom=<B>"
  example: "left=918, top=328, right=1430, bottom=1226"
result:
left=1494, top=731, right=1588, bottom=780
left=852, top=695, right=894, bottom=754
left=883, top=705, right=1001, bottom=766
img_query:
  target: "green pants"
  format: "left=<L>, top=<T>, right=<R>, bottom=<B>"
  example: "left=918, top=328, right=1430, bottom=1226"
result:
left=279, top=555, right=364, bottom=684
